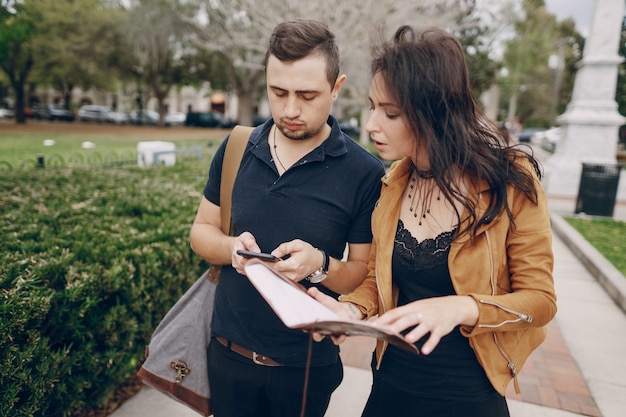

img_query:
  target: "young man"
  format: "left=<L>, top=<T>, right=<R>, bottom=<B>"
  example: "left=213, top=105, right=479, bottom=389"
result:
left=189, top=19, right=385, bottom=417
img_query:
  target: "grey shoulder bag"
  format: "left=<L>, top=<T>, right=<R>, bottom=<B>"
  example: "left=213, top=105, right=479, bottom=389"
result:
left=137, top=125, right=253, bottom=416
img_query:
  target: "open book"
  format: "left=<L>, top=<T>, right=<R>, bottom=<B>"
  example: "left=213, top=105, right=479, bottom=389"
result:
left=243, top=260, right=419, bottom=354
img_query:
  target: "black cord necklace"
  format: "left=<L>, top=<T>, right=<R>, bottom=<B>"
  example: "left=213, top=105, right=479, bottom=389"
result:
left=407, top=170, right=441, bottom=226
left=273, top=126, right=288, bottom=172
left=415, top=168, right=434, bottom=179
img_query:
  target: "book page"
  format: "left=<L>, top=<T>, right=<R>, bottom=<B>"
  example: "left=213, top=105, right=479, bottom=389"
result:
left=244, top=260, right=418, bottom=354
left=244, top=260, right=339, bottom=327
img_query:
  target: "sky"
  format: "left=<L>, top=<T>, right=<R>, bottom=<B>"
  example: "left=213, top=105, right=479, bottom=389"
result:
left=544, top=0, right=595, bottom=37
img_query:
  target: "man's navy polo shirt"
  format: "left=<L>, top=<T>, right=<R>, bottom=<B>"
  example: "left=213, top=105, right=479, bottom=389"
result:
left=203, top=116, right=385, bottom=367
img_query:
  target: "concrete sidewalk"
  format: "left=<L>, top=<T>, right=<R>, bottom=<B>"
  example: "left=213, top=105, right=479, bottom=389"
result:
left=109, top=198, right=626, bottom=417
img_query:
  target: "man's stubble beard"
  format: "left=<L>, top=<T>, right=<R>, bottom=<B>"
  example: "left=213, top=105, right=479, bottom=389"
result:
left=277, top=122, right=325, bottom=142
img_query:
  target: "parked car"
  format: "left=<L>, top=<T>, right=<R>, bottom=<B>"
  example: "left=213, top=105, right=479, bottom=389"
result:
left=252, top=115, right=269, bottom=126
left=106, top=110, right=130, bottom=125
left=538, top=127, right=561, bottom=152
left=219, top=114, right=236, bottom=128
left=164, top=112, right=186, bottom=126
left=0, top=108, right=14, bottom=119
left=33, top=104, right=75, bottom=122
left=77, top=105, right=112, bottom=122
left=129, top=109, right=159, bottom=125
left=185, top=111, right=223, bottom=128
left=338, top=119, right=361, bottom=139
left=517, top=127, right=545, bottom=143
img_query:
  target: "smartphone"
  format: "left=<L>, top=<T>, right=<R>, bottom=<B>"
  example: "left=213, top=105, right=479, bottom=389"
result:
left=236, top=250, right=280, bottom=262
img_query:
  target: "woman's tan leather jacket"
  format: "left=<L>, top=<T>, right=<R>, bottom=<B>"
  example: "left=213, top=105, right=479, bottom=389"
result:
left=340, top=156, right=557, bottom=396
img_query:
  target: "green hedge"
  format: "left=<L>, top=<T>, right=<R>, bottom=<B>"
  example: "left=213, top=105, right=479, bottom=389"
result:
left=0, top=160, right=211, bottom=417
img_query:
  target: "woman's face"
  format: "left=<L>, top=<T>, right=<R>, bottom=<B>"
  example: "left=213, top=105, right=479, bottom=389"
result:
left=365, top=72, right=428, bottom=168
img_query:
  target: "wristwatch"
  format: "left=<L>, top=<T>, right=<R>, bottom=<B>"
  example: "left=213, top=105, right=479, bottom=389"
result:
left=306, top=250, right=330, bottom=284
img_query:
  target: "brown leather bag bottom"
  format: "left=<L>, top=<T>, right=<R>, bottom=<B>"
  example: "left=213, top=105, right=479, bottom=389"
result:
left=137, top=366, right=211, bottom=416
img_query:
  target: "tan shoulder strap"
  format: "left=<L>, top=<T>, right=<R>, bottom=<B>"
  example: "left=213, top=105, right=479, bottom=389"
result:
left=220, top=125, right=254, bottom=235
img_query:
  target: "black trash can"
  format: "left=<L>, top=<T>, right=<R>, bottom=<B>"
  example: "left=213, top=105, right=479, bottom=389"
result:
left=575, top=163, right=623, bottom=217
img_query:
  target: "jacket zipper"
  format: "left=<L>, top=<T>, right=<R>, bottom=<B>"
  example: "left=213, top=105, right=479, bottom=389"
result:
left=483, top=229, right=522, bottom=393
left=493, top=332, right=521, bottom=393
left=375, top=260, right=388, bottom=370
left=477, top=300, right=533, bottom=327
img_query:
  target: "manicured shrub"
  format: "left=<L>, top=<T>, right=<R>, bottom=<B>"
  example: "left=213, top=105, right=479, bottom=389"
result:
left=0, top=160, right=210, bottom=417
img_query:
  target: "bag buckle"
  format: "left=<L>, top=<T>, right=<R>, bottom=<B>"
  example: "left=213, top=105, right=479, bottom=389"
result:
left=170, top=360, right=190, bottom=382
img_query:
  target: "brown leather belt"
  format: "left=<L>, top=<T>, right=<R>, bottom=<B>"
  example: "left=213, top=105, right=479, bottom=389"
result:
left=215, top=336, right=283, bottom=367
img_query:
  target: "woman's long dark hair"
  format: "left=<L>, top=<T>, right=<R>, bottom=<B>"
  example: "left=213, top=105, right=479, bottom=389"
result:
left=372, top=25, right=541, bottom=237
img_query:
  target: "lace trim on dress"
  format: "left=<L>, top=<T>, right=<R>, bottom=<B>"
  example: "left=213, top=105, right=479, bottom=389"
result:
left=394, top=220, right=457, bottom=272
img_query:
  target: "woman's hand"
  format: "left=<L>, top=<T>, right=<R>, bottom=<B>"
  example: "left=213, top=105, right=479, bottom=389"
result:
left=307, top=287, right=365, bottom=343
left=374, top=295, right=478, bottom=355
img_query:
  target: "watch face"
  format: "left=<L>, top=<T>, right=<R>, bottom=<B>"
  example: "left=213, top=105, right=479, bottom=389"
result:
left=308, top=272, right=327, bottom=284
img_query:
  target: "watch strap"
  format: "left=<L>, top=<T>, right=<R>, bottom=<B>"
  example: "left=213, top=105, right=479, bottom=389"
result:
left=320, top=250, right=329, bottom=273
left=306, top=249, right=329, bottom=283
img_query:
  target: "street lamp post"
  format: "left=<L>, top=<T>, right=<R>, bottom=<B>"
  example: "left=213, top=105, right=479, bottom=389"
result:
left=548, top=39, right=566, bottom=127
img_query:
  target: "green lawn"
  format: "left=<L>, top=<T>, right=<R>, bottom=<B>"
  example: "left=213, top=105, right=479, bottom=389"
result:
left=564, top=216, right=626, bottom=277
left=0, top=121, right=226, bottom=169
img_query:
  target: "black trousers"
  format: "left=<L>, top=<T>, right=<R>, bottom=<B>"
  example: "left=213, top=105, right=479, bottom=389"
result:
left=361, top=372, right=510, bottom=417
left=207, top=338, right=343, bottom=417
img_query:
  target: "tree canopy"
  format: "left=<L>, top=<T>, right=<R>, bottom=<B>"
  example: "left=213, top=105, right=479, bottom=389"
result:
left=185, top=0, right=480, bottom=126
left=498, top=0, right=584, bottom=127
left=0, top=0, right=591, bottom=130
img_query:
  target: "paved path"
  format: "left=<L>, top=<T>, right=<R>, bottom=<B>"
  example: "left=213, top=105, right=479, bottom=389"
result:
left=109, top=197, right=626, bottom=417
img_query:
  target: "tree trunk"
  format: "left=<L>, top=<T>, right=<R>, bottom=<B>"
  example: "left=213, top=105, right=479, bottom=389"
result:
left=13, top=80, right=27, bottom=124
left=152, top=77, right=171, bottom=127
left=237, top=93, right=255, bottom=127
left=63, top=85, right=73, bottom=110
left=507, top=93, right=518, bottom=125
left=359, top=107, right=370, bottom=146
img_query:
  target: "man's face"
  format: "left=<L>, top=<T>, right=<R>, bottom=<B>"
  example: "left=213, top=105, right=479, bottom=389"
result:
left=266, top=53, right=343, bottom=142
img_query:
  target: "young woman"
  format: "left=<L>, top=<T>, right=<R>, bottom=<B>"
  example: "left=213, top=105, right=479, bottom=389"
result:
left=311, top=26, right=557, bottom=417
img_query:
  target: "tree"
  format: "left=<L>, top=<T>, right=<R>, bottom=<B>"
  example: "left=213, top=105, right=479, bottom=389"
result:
left=185, top=0, right=479, bottom=128
left=0, top=1, right=36, bottom=123
left=617, top=15, right=626, bottom=147
left=30, top=0, right=126, bottom=110
left=545, top=19, right=584, bottom=125
left=500, top=0, right=556, bottom=126
left=616, top=16, right=626, bottom=118
left=498, top=0, right=583, bottom=128
left=122, top=0, right=196, bottom=125
left=455, top=24, right=501, bottom=101
left=0, top=0, right=128, bottom=121
left=175, top=49, right=232, bottom=92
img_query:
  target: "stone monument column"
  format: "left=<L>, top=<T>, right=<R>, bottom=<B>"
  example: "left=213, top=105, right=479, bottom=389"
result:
left=543, top=0, right=625, bottom=200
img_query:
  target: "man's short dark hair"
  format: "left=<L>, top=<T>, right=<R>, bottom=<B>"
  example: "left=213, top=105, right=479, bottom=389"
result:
left=264, top=18, right=340, bottom=88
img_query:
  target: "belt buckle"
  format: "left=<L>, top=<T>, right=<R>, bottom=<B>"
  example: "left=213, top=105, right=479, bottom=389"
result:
left=252, top=351, right=266, bottom=366
left=252, top=351, right=277, bottom=366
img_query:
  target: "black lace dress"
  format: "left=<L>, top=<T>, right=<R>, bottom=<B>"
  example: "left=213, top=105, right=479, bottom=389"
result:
left=374, top=220, right=495, bottom=401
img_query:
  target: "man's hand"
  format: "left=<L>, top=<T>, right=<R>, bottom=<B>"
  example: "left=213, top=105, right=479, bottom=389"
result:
left=270, top=239, right=323, bottom=282
left=230, top=232, right=260, bottom=275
